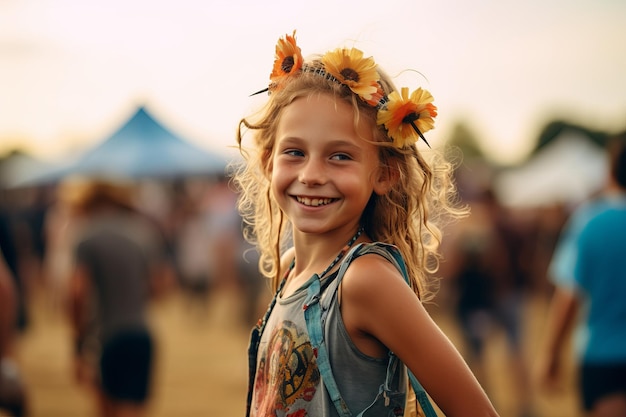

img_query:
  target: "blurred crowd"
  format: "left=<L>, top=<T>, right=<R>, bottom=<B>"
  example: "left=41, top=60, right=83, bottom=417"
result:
left=0, top=173, right=267, bottom=417
left=0, top=134, right=625, bottom=417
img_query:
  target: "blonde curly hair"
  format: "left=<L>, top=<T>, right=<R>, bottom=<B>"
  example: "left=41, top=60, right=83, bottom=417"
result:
left=232, top=60, right=466, bottom=302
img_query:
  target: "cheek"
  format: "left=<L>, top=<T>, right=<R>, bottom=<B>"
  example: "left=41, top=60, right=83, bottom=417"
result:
left=269, top=163, right=289, bottom=198
left=342, top=172, right=375, bottom=200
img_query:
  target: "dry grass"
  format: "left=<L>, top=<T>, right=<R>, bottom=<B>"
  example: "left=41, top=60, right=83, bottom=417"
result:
left=11, top=284, right=580, bottom=417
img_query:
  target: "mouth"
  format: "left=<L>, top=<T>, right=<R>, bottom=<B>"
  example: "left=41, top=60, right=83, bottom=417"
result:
left=295, top=196, right=337, bottom=207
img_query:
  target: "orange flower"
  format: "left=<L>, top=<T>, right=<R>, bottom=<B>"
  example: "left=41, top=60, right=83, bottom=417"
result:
left=377, top=87, right=437, bottom=148
left=269, top=31, right=303, bottom=88
left=321, top=47, right=382, bottom=105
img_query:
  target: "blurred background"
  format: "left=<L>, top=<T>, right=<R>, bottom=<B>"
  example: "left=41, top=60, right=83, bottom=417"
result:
left=1, top=0, right=625, bottom=416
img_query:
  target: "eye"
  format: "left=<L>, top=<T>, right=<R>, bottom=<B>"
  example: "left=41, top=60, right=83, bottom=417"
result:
left=330, top=153, right=352, bottom=161
left=284, top=149, right=304, bottom=157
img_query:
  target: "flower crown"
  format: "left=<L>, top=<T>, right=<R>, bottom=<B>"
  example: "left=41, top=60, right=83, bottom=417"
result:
left=253, top=31, right=438, bottom=148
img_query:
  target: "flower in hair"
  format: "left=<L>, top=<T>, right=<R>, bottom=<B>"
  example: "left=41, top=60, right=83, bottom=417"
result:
left=269, top=31, right=303, bottom=90
left=377, top=87, right=437, bottom=148
left=321, top=48, right=384, bottom=106
left=253, top=32, right=437, bottom=148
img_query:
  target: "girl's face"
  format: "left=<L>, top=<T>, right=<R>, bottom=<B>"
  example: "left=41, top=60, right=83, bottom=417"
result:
left=271, top=93, right=390, bottom=236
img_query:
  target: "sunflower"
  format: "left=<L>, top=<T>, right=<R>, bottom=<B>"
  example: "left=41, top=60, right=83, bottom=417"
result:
left=321, top=47, right=382, bottom=105
left=377, top=87, right=437, bottom=148
left=269, top=31, right=303, bottom=88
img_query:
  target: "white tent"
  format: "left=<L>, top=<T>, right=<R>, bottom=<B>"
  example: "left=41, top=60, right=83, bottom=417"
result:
left=0, top=151, right=56, bottom=189
left=494, top=131, right=607, bottom=208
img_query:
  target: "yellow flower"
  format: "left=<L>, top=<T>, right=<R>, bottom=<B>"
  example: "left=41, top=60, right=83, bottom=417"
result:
left=269, top=31, right=303, bottom=88
left=321, top=47, right=382, bottom=105
left=377, top=87, right=437, bottom=148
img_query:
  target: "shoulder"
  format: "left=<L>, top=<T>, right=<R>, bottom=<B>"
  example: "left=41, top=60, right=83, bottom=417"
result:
left=580, top=206, right=626, bottom=239
left=337, top=244, right=426, bottom=357
left=567, top=196, right=616, bottom=230
left=341, top=245, right=411, bottom=302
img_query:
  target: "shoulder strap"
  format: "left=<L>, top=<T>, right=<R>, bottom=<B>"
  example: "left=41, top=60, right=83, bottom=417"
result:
left=302, top=244, right=364, bottom=417
left=303, top=242, right=437, bottom=417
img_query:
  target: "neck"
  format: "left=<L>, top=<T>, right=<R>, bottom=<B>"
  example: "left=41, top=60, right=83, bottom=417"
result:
left=291, top=226, right=364, bottom=279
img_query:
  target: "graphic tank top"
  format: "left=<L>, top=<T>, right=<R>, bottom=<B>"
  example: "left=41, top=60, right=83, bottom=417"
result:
left=249, top=245, right=407, bottom=417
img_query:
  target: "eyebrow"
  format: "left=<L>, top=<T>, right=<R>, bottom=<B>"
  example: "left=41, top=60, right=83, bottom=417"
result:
left=278, top=136, right=363, bottom=151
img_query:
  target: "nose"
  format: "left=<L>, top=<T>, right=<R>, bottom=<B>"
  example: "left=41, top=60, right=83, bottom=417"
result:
left=298, top=157, right=327, bottom=186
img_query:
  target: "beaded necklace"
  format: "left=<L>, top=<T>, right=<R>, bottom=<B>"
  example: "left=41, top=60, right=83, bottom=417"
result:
left=314, top=226, right=364, bottom=280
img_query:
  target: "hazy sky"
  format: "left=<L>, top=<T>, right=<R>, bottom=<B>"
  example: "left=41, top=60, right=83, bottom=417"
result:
left=1, top=0, right=625, bottom=164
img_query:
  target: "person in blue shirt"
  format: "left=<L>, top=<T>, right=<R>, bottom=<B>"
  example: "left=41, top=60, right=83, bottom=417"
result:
left=540, top=137, right=626, bottom=417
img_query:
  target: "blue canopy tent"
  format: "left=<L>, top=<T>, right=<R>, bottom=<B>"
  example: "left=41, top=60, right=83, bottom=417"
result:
left=19, top=106, right=229, bottom=186
left=66, top=106, right=229, bottom=178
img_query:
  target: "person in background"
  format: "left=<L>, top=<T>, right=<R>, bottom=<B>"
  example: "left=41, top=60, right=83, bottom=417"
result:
left=444, top=184, right=534, bottom=417
left=0, top=248, right=27, bottom=416
left=63, top=178, right=171, bottom=417
left=539, top=138, right=626, bottom=417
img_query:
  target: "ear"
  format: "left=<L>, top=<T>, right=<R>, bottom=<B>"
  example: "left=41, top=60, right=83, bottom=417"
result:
left=373, top=163, right=398, bottom=196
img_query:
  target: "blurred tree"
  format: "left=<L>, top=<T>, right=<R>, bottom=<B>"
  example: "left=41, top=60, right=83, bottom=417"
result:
left=446, top=120, right=488, bottom=162
left=533, top=120, right=610, bottom=155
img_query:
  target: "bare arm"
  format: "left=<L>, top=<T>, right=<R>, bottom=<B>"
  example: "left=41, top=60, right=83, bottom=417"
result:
left=341, top=255, right=500, bottom=417
left=66, top=264, right=91, bottom=351
left=537, top=286, right=579, bottom=388
left=148, top=260, right=175, bottom=301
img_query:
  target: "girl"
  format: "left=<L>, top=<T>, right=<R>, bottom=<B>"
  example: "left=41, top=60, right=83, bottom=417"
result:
left=234, top=31, right=500, bottom=417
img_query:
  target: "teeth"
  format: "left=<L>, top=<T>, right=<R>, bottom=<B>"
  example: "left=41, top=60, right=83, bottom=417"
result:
left=297, top=196, right=334, bottom=207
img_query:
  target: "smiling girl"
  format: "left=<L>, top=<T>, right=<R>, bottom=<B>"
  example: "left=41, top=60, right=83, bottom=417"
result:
left=234, top=31, right=500, bottom=417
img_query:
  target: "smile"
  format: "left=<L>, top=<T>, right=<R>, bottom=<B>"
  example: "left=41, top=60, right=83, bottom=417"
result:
left=296, top=196, right=336, bottom=207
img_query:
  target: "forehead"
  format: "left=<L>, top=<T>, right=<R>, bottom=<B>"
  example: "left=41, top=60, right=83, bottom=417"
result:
left=277, top=93, right=375, bottom=141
